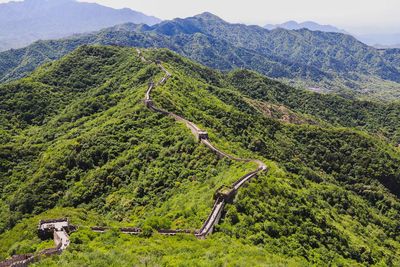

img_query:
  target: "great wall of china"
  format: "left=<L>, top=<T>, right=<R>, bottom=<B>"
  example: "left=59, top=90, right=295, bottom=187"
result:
left=0, top=219, right=75, bottom=267
left=140, top=48, right=266, bottom=237
left=0, top=49, right=267, bottom=266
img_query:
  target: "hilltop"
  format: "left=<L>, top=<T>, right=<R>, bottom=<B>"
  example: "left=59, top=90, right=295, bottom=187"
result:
left=0, top=46, right=399, bottom=265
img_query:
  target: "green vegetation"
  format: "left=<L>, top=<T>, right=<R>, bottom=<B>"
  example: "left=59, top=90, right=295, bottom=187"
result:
left=0, top=46, right=399, bottom=266
left=1, top=13, right=400, bottom=100
left=0, top=208, right=105, bottom=260
left=1, top=210, right=305, bottom=267
left=0, top=45, right=254, bottom=232
left=36, top=232, right=307, bottom=267
left=381, top=48, right=400, bottom=72
left=228, top=69, right=400, bottom=144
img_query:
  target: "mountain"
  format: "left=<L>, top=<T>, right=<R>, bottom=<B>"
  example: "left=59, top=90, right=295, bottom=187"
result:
left=0, top=0, right=161, bottom=51
left=264, top=20, right=348, bottom=34
left=264, top=22, right=400, bottom=49
left=381, top=48, right=400, bottom=72
left=1, top=13, right=400, bottom=101
left=0, top=45, right=400, bottom=265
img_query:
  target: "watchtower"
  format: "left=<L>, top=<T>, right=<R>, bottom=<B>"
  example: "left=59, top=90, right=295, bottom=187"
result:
left=198, top=131, right=208, bottom=141
left=38, top=218, right=74, bottom=239
left=214, top=185, right=236, bottom=202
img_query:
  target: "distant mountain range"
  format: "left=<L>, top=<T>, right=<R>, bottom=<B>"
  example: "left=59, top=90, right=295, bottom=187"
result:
left=0, top=0, right=161, bottom=51
left=264, top=20, right=348, bottom=34
left=1, top=12, right=400, bottom=100
left=264, top=21, right=400, bottom=48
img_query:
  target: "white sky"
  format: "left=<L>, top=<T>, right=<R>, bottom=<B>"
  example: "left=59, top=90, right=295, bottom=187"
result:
left=2, top=0, right=399, bottom=34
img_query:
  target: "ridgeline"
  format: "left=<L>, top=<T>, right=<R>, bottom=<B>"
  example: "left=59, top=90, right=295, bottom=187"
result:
left=0, top=46, right=399, bottom=266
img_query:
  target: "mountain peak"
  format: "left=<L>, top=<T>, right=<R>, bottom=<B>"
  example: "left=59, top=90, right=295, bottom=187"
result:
left=282, top=20, right=298, bottom=26
left=194, top=12, right=224, bottom=22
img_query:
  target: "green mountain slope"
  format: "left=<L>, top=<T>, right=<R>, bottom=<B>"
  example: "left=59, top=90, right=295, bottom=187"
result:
left=0, top=46, right=399, bottom=266
left=228, top=70, right=400, bottom=144
left=1, top=13, right=400, bottom=100
left=0, top=46, right=254, bottom=230
left=381, top=48, right=400, bottom=72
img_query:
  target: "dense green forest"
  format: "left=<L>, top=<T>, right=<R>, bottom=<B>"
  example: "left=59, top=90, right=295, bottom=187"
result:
left=0, top=46, right=399, bottom=266
left=0, top=46, right=254, bottom=231
left=1, top=13, right=400, bottom=100
left=227, top=70, right=400, bottom=144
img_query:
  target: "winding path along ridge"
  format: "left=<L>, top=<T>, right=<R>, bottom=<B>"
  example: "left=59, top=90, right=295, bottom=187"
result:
left=0, top=48, right=269, bottom=267
left=137, top=48, right=267, bottom=238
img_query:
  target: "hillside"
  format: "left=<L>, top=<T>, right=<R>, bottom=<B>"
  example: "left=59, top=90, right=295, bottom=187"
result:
left=1, top=13, right=400, bottom=101
left=0, top=0, right=160, bottom=51
left=381, top=48, right=400, bottom=71
left=0, top=46, right=399, bottom=265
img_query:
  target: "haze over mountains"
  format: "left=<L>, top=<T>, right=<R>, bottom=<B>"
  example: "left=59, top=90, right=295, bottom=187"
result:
left=1, top=12, right=400, bottom=100
left=0, top=0, right=161, bottom=51
left=1, top=0, right=399, bottom=50
left=264, top=20, right=348, bottom=34
left=265, top=20, right=400, bottom=48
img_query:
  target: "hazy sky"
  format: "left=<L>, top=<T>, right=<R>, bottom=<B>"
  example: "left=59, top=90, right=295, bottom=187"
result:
left=77, top=0, right=399, bottom=34
left=2, top=0, right=399, bottom=34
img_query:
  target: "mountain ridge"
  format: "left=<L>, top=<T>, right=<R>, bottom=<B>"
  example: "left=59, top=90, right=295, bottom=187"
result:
left=0, top=45, right=399, bottom=265
left=1, top=12, right=400, bottom=100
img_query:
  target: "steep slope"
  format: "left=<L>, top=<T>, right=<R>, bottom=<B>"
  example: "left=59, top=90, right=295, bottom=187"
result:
left=381, top=48, right=400, bottom=72
left=0, top=0, right=161, bottom=51
left=0, top=46, right=399, bottom=265
left=0, top=46, right=254, bottom=232
left=137, top=49, right=400, bottom=265
left=228, top=70, right=400, bottom=144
